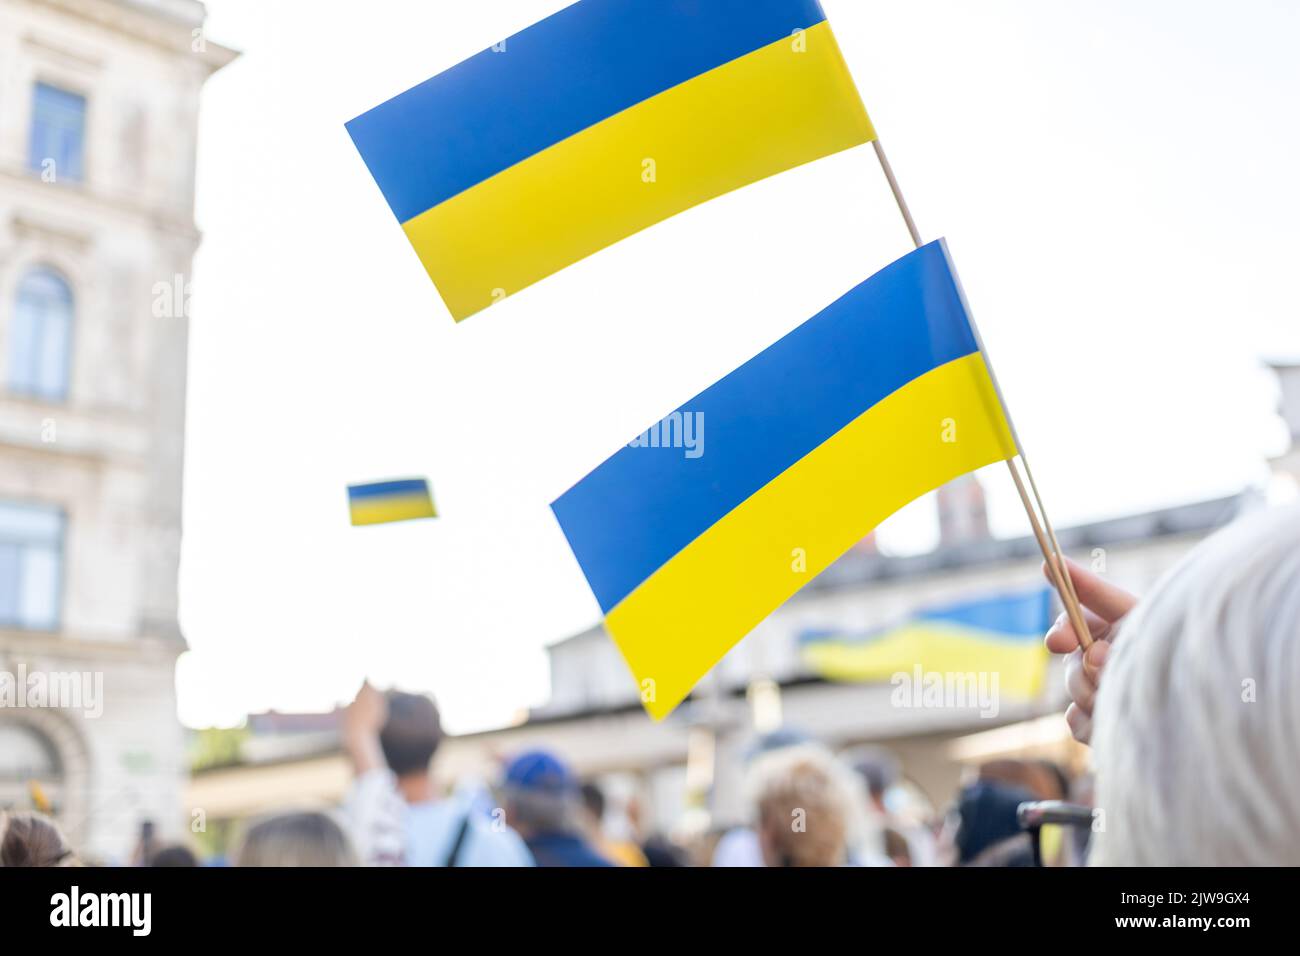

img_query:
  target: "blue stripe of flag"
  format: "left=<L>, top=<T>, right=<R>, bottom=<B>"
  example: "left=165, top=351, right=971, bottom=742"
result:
left=918, top=589, right=1053, bottom=637
left=348, top=479, right=431, bottom=501
left=345, top=0, right=829, bottom=223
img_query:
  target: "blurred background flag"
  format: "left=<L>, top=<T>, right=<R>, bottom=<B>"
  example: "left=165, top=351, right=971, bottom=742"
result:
left=799, top=588, right=1053, bottom=698
left=346, top=0, right=874, bottom=321
left=347, top=478, right=437, bottom=526
left=551, top=240, right=1019, bottom=719
left=29, top=779, right=52, bottom=814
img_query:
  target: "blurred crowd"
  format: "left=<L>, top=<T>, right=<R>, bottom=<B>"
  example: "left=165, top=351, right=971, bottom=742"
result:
left=0, top=696, right=1088, bottom=869
left=3, top=501, right=1298, bottom=868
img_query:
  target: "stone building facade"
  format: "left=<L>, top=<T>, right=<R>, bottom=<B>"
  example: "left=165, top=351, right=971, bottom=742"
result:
left=0, top=0, right=233, bottom=861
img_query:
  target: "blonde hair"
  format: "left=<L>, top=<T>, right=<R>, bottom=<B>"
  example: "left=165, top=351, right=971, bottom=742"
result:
left=236, top=811, right=358, bottom=867
left=748, top=744, right=868, bottom=867
left=1091, top=502, right=1300, bottom=865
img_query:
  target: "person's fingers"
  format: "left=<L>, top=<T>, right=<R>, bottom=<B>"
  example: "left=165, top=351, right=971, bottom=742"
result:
left=1061, top=558, right=1138, bottom=622
left=1064, top=650, right=1097, bottom=715
left=1042, top=565, right=1125, bottom=747
left=1044, top=612, right=1075, bottom=653
left=1065, top=703, right=1092, bottom=744
left=1082, top=637, right=1111, bottom=685
left=1044, top=607, right=1115, bottom=654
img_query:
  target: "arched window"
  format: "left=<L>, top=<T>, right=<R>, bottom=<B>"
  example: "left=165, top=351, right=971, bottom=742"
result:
left=0, top=720, right=64, bottom=814
left=9, top=267, right=73, bottom=401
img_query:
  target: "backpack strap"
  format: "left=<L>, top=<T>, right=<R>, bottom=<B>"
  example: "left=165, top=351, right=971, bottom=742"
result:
left=442, top=812, right=473, bottom=868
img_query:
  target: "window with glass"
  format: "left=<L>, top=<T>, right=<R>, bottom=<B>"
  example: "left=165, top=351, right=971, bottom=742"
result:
left=28, top=82, right=86, bottom=182
left=8, top=267, right=74, bottom=401
left=0, top=501, right=65, bottom=630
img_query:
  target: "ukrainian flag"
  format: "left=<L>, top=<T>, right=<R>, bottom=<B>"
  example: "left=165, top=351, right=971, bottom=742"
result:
left=551, top=240, right=1019, bottom=719
left=800, top=589, right=1053, bottom=699
left=348, top=479, right=437, bottom=526
left=346, top=0, right=874, bottom=321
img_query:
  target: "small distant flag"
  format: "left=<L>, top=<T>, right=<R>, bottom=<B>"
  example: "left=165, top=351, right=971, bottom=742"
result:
left=29, top=779, right=52, bottom=813
left=551, top=240, right=1019, bottom=719
left=346, top=0, right=874, bottom=321
left=800, top=588, right=1053, bottom=698
left=347, top=478, right=436, bottom=526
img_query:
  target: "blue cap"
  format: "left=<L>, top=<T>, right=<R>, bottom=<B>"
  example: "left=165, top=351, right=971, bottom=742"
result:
left=502, top=749, right=576, bottom=794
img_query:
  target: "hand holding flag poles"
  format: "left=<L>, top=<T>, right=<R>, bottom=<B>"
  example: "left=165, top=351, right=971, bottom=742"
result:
left=869, top=139, right=1094, bottom=651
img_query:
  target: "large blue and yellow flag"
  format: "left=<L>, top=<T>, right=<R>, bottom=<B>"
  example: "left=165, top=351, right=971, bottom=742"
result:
left=346, top=0, right=874, bottom=321
left=551, top=240, right=1020, bottom=719
left=800, top=588, right=1053, bottom=699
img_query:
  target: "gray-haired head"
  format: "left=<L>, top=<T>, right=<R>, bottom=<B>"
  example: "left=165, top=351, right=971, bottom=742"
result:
left=1090, top=502, right=1300, bottom=865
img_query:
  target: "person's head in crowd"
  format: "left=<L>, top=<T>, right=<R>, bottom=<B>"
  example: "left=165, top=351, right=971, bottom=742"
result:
left=749, top=744, right=861, bottom=867
left=378, top=690, right=443, bottom=800
left=150, top=843, right=199, bottom=867
left=579, top=780, right=650, bottom=867
left=1090, top=502, right=1300, bottom=865
left=711, top=728, right=829, bottom=868
left=502, top=750, right=613, bottom=866
left=579, top=781, right=605, bottom=831
left=950, top=779, right=1036, bottom=867
left=502, top=749, right=579, bottom=838
left=977, top=758, right=1070, bottom=802
left=0, top=812, right=76, bottom=867
left=235, top=811, right=357, bottom=867
left=845, top=745, right=901, bottom=813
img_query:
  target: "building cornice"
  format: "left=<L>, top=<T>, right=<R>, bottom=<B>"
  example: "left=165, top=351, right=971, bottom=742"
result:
left=2, top=169, right=204, bottom=246
left=25, top=0, right=239, bottom=74
left=0, top=630, right=186, bottom=664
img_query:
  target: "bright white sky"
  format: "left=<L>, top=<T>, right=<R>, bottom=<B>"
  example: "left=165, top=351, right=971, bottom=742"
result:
left=176, top=0, right=1299, bottom=732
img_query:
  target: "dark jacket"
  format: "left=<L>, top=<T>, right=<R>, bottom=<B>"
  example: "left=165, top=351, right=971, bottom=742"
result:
left=525, top=832, right=614, bottom=868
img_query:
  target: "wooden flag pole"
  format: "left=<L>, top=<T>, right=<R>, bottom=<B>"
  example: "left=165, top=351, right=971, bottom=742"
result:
left=869, top=139, right=1094, bottom=650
